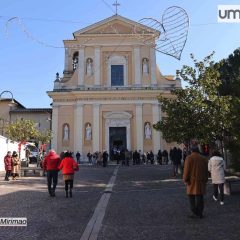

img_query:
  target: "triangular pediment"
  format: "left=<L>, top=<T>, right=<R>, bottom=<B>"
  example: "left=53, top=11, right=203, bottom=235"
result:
left=73, top=15, right=159, bottom=36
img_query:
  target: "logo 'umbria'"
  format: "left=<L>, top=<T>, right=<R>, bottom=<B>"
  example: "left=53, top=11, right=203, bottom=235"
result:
left=218, top=5, right=240, bottom=22
left=219, top=9, right=240, bottom=19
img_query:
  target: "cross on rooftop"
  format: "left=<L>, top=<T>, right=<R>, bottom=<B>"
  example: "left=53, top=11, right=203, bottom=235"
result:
left=113, top=0, right=120, bottom=15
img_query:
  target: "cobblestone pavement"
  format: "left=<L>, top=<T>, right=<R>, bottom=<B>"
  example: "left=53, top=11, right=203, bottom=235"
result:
left=1, top=164, right=240, bottom=240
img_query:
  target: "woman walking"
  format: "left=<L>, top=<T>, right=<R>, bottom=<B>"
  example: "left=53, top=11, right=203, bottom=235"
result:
left=12, top=151, right=20, bottom=180
left=4, top=151, right=12, bottom=181
left=208, top=150, right=225, bottom=205
left=58, top=152, right=79, bottom=198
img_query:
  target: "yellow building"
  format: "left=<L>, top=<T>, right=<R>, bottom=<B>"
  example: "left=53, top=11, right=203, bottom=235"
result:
left=47, top=14, right=181, bottom=157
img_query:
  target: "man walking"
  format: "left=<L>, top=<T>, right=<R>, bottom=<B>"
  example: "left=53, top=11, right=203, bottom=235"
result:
left=102, top=150, right=109, bottom=167
left=76, top=151, right=81, bottom=164
left=183, top=146, right=208, bottom=218
left=43, top=150, right=61, bottom=197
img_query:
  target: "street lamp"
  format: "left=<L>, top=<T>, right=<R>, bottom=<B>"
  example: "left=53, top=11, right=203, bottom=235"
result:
left=0, top=90, right=17, bottom=125
left=0, top=90, right=16, bottom=106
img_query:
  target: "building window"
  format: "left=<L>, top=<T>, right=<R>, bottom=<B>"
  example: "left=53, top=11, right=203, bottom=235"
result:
left=107, top=55, right=128, bottom=86
left=111, top=65, right=124, bottom=86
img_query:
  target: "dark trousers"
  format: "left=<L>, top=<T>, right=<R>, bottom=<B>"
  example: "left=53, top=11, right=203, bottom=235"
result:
left=188, top=194, right=204, bottom=217
left=173, top=164, right=179, bottom=176
left=213, top=183, right=224, bottom=201
left=5, top=170, right=11, bottom=180
left=103, top=160, right=107, bottom=167
left=65, top=180, right=73, bottom=191
left=47, top=170, right=58, bottom=194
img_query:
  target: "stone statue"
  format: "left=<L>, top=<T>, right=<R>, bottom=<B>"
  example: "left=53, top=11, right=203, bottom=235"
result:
left=144, top=122, right=152, bottom=139
left=142, top=58, right=149, bottom=74
left=86, top=58, right=93, bottom=76
left=63, top=124, right=69, bottom=140
left=86, top=123, right=92, bottom=140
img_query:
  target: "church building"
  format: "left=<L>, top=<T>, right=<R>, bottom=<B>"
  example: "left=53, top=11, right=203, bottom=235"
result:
left=47, top=14, right=181, bottom=157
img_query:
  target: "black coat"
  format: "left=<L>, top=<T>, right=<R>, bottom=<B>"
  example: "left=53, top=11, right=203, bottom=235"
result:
left=102, top=152, right=109, bottom=161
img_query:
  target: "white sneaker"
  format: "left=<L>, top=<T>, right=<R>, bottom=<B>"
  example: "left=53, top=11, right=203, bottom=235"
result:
left=213, top=195, right=218, bottom=201
left=220, top=201, right=224, bottom=205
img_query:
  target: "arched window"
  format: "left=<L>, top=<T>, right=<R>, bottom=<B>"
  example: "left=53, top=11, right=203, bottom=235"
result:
left=72, top=52, right=79, bottom=71
left=63, top=123, right=70, bottom=141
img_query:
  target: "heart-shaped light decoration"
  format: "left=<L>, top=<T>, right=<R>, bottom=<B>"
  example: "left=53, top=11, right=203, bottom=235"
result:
left=138, top=6, right=189, bottom=60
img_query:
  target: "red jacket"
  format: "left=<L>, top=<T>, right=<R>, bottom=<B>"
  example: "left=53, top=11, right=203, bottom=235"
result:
left=43, top=151, right=60, bottom=171
left=4, top=155, right=12, bottom=171
left=58, top=157, right=79, bottom=175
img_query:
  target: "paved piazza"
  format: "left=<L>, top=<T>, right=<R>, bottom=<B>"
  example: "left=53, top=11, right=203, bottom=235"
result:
left=0, top=165, right=240, bottom=240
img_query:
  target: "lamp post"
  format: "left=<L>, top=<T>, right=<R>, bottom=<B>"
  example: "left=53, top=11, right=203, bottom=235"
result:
left=0, top=90, right=16, bottom=106
left=0, top=90, right=16, bottom=127
left=0, top=118, right=4, bottom=135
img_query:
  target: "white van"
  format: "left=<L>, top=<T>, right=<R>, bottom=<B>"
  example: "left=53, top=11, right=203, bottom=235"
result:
left=26, top=143, right=39, bottom=163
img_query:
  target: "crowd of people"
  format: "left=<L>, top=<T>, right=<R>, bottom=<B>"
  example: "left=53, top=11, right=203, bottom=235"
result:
left=3, top=145, right=227, bottom=216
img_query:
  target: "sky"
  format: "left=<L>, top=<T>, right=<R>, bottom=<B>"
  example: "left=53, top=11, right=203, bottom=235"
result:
left=0, top=0, right=239, bottom=108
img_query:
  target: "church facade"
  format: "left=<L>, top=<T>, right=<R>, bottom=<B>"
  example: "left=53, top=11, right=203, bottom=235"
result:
left=47, top=14, right=181, bottom=157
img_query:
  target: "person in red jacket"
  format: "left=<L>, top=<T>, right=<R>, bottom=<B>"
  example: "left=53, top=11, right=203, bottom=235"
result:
left=58, top=151, right=79, bottom=198
left=43, top=150, right=60, bottom=197
left=4, top=151, right=12, bottom=181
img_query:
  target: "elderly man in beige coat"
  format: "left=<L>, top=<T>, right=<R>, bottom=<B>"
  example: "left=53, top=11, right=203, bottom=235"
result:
left=183, top=146, right=208, bottom=218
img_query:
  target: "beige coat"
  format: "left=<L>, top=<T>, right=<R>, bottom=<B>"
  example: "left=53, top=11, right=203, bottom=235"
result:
left=183, top=152, right=208, bottom=195
left=12, top=156, right=20, bottom=174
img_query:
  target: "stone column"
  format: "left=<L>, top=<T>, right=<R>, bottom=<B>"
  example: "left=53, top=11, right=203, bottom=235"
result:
left=51, top=104, right=59, bottom=152
left=78, top=47, right=85, bottom=86
left=74, top=102, right=83, bottom=154
left=93, top=104, right=100, bottom=152
left=152, top=103, right=161, bottom=153
left=150, top=47, right=157, bottom=85
left=94, top=47, right=101, bottom=86
left=135, top=103, right=143, bottom=151
left=64, top=48, right=69, bottom=71
left=126, top=121, right=131, bottom=150
left=134, top=46, right=141, bottom=85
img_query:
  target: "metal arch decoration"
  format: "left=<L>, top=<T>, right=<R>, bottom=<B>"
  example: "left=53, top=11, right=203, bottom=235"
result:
left=138, top=6, right=189, bottom=60
left=4, top=6, right=189, bottom=60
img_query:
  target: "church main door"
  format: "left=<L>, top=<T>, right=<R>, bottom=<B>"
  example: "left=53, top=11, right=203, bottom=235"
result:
left=109, top=127, right=127, bottom=153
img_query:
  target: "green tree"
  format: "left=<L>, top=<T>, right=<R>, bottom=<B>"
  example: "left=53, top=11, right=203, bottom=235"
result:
left=37, top=129, right=52, bottom=144
left=6, top=119, right=53, bottom=159
left=217, top=48, right=240, bottom=170
left=6, top=119, right=39, bottom=143
left=154, top=53, right=233, bottom=151
left=218, top=48, right=240, bottom=97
